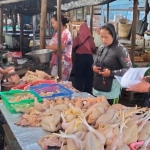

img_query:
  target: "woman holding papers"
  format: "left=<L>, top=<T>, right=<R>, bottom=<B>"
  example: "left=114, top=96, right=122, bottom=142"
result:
left=93, top=23, right=132, bottom=105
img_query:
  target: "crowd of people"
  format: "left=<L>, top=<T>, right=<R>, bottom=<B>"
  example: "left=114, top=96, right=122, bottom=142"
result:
left=45, top=14, right=150, bottom=106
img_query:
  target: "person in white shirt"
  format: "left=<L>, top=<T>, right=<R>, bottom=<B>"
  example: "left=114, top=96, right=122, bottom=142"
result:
left=3, top=17, right=12, bottom=26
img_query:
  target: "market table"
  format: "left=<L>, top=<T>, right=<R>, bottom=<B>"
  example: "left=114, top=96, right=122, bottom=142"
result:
left=0, top=103, right=49, bottom=150
left=0, top=92, right=93, bottom=150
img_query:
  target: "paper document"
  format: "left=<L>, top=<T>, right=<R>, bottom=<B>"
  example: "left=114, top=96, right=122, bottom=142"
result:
left=115, top=68, right=149, bottom=88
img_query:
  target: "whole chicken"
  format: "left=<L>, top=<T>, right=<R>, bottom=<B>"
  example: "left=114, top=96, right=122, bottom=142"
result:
left=41, top=109, right=61, bottom=132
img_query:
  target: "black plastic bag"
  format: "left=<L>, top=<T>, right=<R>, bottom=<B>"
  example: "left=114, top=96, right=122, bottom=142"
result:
left=136, top=19, right=148, bottom=36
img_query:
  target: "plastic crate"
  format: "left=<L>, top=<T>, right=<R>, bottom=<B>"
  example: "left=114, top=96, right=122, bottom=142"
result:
left=29, top=83, right=73, bottom=99
left=11, top=84, right=29, bottom=90
left=30, top=80, right=55, bottom=86
left=12, top=80, right=55, bottom=90
left=0, top=90, right=42, bottom=114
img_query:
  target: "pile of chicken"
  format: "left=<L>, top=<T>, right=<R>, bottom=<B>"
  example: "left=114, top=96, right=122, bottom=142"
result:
left=15, top=96, right=150, bottom=150
left=21, top=70, right=57, bottom=83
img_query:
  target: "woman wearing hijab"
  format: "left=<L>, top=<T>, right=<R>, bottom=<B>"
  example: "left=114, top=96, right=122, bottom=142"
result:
left=93, top=23, right=132, bottom=105
left=73, top=23, right=96, bottom=93
left=46, top=14, right=72, bottom=81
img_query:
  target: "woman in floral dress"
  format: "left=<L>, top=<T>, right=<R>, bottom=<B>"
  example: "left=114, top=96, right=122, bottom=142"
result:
left=46, top=14, right=72, bottom=81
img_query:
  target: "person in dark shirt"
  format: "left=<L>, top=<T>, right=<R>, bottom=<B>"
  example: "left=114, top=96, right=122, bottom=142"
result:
left=93, top=23, right=132, bottom=105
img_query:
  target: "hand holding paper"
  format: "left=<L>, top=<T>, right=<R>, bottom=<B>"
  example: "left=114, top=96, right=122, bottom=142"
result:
left=115, top=68, right=149, bottom=88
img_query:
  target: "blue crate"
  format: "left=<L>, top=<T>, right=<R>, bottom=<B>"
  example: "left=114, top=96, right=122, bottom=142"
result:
left=29, top=83, right=73, bottom=99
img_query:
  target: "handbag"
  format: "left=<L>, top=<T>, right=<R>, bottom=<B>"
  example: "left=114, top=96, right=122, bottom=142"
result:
left=73, top=36, right=90, bottom=52
left=93, top=74, right=113, bottom=92
left=93, top=47, right=113, bottom=92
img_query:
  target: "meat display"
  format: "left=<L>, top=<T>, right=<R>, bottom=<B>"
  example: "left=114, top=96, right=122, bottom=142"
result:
left=14, top=94, right=150, bottom=150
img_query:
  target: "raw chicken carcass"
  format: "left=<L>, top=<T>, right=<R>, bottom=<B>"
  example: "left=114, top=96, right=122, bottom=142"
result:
left=138, top=121, right=150, bottom=141
left=41, top=109, right=61, bottom=132
left=85, top=106, right=104, bottom=125
left=38, top=134, right=62, bottom=150
left=83, top=131, right=104, bottom=150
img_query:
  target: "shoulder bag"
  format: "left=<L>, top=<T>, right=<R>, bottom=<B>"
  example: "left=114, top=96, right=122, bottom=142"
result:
left=73, top=36, right=90, bottom=52
left=93, top=47, right=113, bottom=92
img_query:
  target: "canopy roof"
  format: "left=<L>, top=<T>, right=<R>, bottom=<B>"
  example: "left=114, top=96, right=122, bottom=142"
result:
left=0, top=0, right=115, bottom=16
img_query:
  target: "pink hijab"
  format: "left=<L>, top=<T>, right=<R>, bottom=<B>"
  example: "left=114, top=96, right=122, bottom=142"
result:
left=77, top=23, right=92, bottom=50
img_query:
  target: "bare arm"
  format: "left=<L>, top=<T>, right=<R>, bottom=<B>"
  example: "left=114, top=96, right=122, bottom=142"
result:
left=0, top=67, right=14, bottom=74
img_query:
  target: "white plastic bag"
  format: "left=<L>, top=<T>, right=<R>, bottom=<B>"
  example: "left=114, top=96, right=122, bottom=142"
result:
left=51, top=65, right=58, bottom=77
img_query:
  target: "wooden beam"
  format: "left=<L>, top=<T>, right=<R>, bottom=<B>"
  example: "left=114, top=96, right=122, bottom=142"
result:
left=13, top=13, right=17, bottom=32
left=82, top=7, right=84, bottom=21
left=40, top=0, right=47, bottom=49
left=74, top=9, right=77, bottom=21
left=5, top=14, right=7, bottom=33
left=57, top=0, right=62, bottom=79
left=131, top=0, right=138, bottom=65
left=19, top=14, right=23, bottom=54
left=106, top=3, right=109, bottom=22
left=102, top=8, right=145, bottom=11
left=0, top=5, right=3, bottom=45
left=90, top=6, right=93, bottom=35
left=32, top=15, right=36, bottom=50
left=0, top=0, right=24, bottom=4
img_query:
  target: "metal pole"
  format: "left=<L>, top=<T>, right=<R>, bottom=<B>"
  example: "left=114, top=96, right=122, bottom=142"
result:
left=57, top=0, right=62, bottom=79
left=40, top=0, right=47, bottom=49
left=107, top=3, right=109, bottom=22
left=32, top=15, right=36, bottom=50
left=0, top=5, right=3, bottom=45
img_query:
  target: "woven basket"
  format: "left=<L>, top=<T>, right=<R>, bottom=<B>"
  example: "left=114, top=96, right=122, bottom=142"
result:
left=118, top=19, right=132, bottom=38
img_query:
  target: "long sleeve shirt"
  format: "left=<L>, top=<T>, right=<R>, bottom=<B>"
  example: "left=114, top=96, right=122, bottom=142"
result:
left=93, top=43, right=132, bottom=77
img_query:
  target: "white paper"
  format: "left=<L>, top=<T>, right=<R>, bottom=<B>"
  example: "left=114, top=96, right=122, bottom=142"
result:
left=115, top=68, right=149, bottom=88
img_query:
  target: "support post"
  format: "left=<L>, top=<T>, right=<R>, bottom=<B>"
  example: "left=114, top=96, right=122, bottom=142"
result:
left=74, top=9, right=77, bottom=21
left=13, top=13, right=17, bottom=32
left=5, top=14, right=7, bottom=33
left=129, top=0, right=138, bottom=102
left=40, top=0, right=47, bottom=49
left=32, top=15, right=36, bottom=50
left=57, top=0, right=62, bottom=79
left=90, top=6, right=93, bottom=35
left=131, top=0, right=138, bottom=65
left=0, top=5, right=3, bottom=45
left=19, top=14, right=23, bottom=54
left=107, top=3, right=109, bottom=22
left=82, top=7, right=84, bottom=21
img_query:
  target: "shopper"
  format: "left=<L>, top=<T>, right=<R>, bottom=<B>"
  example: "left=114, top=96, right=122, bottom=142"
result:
left=73, top=23, right=96, bottom=93
left=93, top=23, right=132, bottom=105
left=46, top=14, right=72, bottom=81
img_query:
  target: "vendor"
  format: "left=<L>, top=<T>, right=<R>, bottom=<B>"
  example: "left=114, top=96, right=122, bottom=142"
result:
left=46, top=14, right=72, bottom=81
left=0, top=67, right=14, bottom=90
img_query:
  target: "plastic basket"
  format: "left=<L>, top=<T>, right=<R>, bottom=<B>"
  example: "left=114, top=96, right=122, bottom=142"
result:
left=29, top=83, right=73, bottom=99
left=0, top=90, right=42, bottom=114
left=12, top=80, right=55, bottom=90
left=11, top=84, right=29, bottom=90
